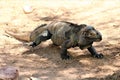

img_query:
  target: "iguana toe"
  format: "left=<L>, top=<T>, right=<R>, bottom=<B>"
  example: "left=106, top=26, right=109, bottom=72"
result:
left=61, top=54, right=70, bottom=60
left=29, top=42, right=37, bottom=47
left=93, top=53, right=104, bottom=59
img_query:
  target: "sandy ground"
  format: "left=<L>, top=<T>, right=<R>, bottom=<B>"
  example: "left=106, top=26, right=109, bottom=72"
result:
left=0, top=0, right=120, bottom=80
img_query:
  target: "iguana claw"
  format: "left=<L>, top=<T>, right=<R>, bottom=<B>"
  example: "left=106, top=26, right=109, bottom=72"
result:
left=93, top=53, right=104, bottom=59
left=61, top=54, right=70, bottom=60
left=29, top=42, right=37, bottom=47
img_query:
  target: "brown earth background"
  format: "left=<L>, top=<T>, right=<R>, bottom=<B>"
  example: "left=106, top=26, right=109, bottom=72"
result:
left=0, top=0, right=120, bottom=80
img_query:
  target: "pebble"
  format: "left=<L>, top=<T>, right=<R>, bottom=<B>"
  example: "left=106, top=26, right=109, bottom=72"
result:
left=23, top=5, right=34, bottom=14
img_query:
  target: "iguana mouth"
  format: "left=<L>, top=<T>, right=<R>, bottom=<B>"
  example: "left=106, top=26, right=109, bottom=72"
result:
left=96, top=38, right=102, bottom=42
left=85, top=37, right=102, bottom=42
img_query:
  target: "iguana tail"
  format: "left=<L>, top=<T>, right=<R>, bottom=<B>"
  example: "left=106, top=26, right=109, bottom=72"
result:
left=5, top=30, right=31, bottom=42
left=5, top=23, right=47, bottom=42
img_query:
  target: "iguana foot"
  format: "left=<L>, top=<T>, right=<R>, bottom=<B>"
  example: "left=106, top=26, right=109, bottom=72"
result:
left=61, top=54, right=70, bottom=60
left=93, top=53, right=104, bottom=59
left=29, top=42, right=37, bottom=47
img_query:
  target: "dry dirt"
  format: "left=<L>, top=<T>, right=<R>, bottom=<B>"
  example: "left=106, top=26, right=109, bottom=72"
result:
left=0, top=0, right=120, bottom=80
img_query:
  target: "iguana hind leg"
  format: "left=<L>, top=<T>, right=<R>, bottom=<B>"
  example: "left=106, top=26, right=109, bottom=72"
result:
left=30, top=30, right=52, bottom=47
left=87, top=46, right=103, bottom=58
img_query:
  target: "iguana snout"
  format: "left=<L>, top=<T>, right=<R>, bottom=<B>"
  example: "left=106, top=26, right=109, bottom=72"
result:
left=95, top=31, right=102, bottom=42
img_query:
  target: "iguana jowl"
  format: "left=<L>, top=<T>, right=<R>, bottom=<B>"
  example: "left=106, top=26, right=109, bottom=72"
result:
left=6, top=21, right=103, bottom=59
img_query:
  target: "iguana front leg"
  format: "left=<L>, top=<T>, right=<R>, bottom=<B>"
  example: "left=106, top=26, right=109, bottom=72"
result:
left=87, top=46, right=103, bottom=58
left=61, top=40, right=73, bottom=60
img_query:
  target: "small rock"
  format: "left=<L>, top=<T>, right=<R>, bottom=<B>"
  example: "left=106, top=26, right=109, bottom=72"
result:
left=19, top=77, right=29, bottom=80
left=23, top=5, right=34, bottom=14
left=0, top=66, right=19, bottom=80
left=30, top=77, right=41, bottom=80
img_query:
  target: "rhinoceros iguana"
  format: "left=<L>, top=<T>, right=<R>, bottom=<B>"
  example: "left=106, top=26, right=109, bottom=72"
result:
left=6, top=21, right=103, bottom=60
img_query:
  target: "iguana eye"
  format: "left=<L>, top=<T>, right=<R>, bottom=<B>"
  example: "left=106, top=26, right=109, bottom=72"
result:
left=90, top=33, right=93, bottom=35
left=89, top=31, right=96, bottom=37
left=89, top=33, right=94, bottom=36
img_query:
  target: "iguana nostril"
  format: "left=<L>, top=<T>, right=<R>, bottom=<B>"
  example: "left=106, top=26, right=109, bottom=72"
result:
left=98, top=34, right=102, bottom=40
left=100, top=36, right=102, bottom=40
left=97, top=32, right=99, bottom=35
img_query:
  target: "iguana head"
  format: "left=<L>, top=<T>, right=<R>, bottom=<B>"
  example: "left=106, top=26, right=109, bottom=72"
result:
left=79, top=25, right=102, bottom=42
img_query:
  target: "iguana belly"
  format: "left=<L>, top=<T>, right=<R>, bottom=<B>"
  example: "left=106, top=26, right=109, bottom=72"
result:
left=51, top=26, right=70, bottom=46
left=51, top=35, right=66, bottom=46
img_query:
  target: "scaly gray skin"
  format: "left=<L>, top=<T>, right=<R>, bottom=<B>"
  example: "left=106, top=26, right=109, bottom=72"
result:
left=30, top=21, right=103, bottom=60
